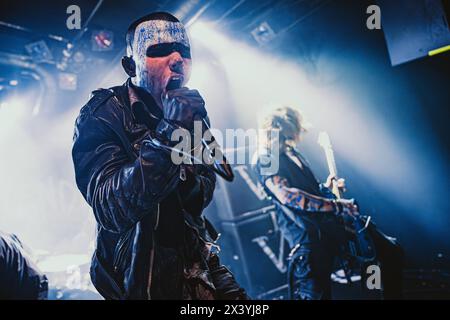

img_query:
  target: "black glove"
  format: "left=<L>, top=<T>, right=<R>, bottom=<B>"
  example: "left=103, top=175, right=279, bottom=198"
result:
left=161, top=87, right=207, bottom=130
left=209, top=254, right=250, bottom=300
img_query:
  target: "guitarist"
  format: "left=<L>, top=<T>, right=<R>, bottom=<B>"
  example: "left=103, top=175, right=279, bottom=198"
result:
left=253, top=106, right=403, bottom=300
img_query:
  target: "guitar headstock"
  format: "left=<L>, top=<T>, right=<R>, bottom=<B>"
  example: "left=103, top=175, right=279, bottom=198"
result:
left=318, top=131, right=332, bottom=150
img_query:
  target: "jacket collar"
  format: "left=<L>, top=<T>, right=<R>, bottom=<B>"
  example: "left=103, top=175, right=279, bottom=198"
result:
left=125, top=78, right=163, bottom=129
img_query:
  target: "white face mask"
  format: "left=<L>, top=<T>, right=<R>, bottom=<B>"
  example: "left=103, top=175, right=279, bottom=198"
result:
left=131, top=20, right=190, bottom=63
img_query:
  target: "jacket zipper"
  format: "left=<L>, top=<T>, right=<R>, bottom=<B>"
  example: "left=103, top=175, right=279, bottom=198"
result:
left=175, top=188, right=219, bottom=251
left=147, top=203, right=160, bottom=299
left=183, top=216, right=221, bottom=252
left=113, top=229, right=133, bottom=272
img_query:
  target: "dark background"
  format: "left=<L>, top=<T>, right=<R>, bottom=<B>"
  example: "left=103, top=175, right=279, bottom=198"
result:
left=0, top=0, right=449, bottom=298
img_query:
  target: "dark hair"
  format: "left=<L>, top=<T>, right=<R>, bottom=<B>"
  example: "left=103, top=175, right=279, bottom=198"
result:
left=126, top=12, right=180, bottom=53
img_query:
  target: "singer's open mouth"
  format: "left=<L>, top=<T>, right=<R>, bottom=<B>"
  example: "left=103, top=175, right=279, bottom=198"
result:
left=166, top=75, right=183, bottom=91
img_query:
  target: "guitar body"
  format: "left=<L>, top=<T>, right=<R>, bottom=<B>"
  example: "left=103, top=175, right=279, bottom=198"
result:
left=349, top=217, right=376, bottom=262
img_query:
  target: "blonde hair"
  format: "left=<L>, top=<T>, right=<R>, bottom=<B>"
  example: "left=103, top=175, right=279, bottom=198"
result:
left=259, top=106, right=306, bottom=150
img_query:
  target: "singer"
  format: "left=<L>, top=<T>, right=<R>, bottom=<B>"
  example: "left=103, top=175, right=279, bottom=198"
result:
left=71, top=12, right=248, bottom=300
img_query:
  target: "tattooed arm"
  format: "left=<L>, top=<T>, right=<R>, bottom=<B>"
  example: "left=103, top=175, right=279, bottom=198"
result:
left=265, top=175, right=337, bottom=212
left=264, top=175, right=359, bottom=218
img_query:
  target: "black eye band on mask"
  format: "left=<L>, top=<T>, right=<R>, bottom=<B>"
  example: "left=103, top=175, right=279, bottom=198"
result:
left=146, top=42, right=191, bottom=59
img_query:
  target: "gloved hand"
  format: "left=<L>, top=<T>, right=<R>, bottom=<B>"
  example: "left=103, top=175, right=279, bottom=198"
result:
left=161, top=87, right=207, bottom=130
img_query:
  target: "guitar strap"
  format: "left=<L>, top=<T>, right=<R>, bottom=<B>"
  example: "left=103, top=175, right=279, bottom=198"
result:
left=286, top=149, right=324, bottom=197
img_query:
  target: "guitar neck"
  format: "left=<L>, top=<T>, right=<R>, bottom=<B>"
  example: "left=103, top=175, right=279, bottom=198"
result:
left=325, top=148, right=337, bottom=177
left=318, top=132, right=343, bottom=199
left=324, top=148, right=343, bottom=199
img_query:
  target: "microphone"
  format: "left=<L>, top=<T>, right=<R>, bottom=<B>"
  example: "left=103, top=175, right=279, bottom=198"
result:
left=163, top=80, right=234, bottom=181
left=149, top=117, right=234, bottom=182
left=201, top=118, right=234, bottom=182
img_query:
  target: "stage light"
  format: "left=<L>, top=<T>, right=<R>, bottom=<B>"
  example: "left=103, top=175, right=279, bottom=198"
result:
left=91, top=29, right=114, bottom=51
left=189, top=21, right=209, bottom=38
left=25, top=40, right=53, bottom=63
left=9, top=79, right=18, bottom=86
left=58, top=72, right=78, bottom=91
left=188, top=20, right=314, bottom=128
left=251, top=21, right=276, bottom=45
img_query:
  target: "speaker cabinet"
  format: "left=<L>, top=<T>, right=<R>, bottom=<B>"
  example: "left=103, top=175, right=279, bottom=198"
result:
left=215, top=206, right=289, bottom=298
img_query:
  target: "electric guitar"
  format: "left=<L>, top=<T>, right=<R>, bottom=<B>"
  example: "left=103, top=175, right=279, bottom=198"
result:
left=318, top=131, right=376, bottom=262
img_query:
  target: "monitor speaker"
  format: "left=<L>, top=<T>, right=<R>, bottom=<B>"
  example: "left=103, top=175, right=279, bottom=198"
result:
left=377, top=0, right=450, bottom=66
left=216, top=206, right=289, bottom=298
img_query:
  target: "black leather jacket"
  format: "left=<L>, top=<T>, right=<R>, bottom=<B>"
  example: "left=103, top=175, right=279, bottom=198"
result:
left=0, top=231, right=48, bottom=299
left=72, top=79, right=218, bottom=299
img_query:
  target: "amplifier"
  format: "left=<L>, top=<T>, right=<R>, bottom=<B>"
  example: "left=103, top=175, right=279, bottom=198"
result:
left=215, top=206, right=289, bottom=298
left=204, top=153, right=272, bottom=222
